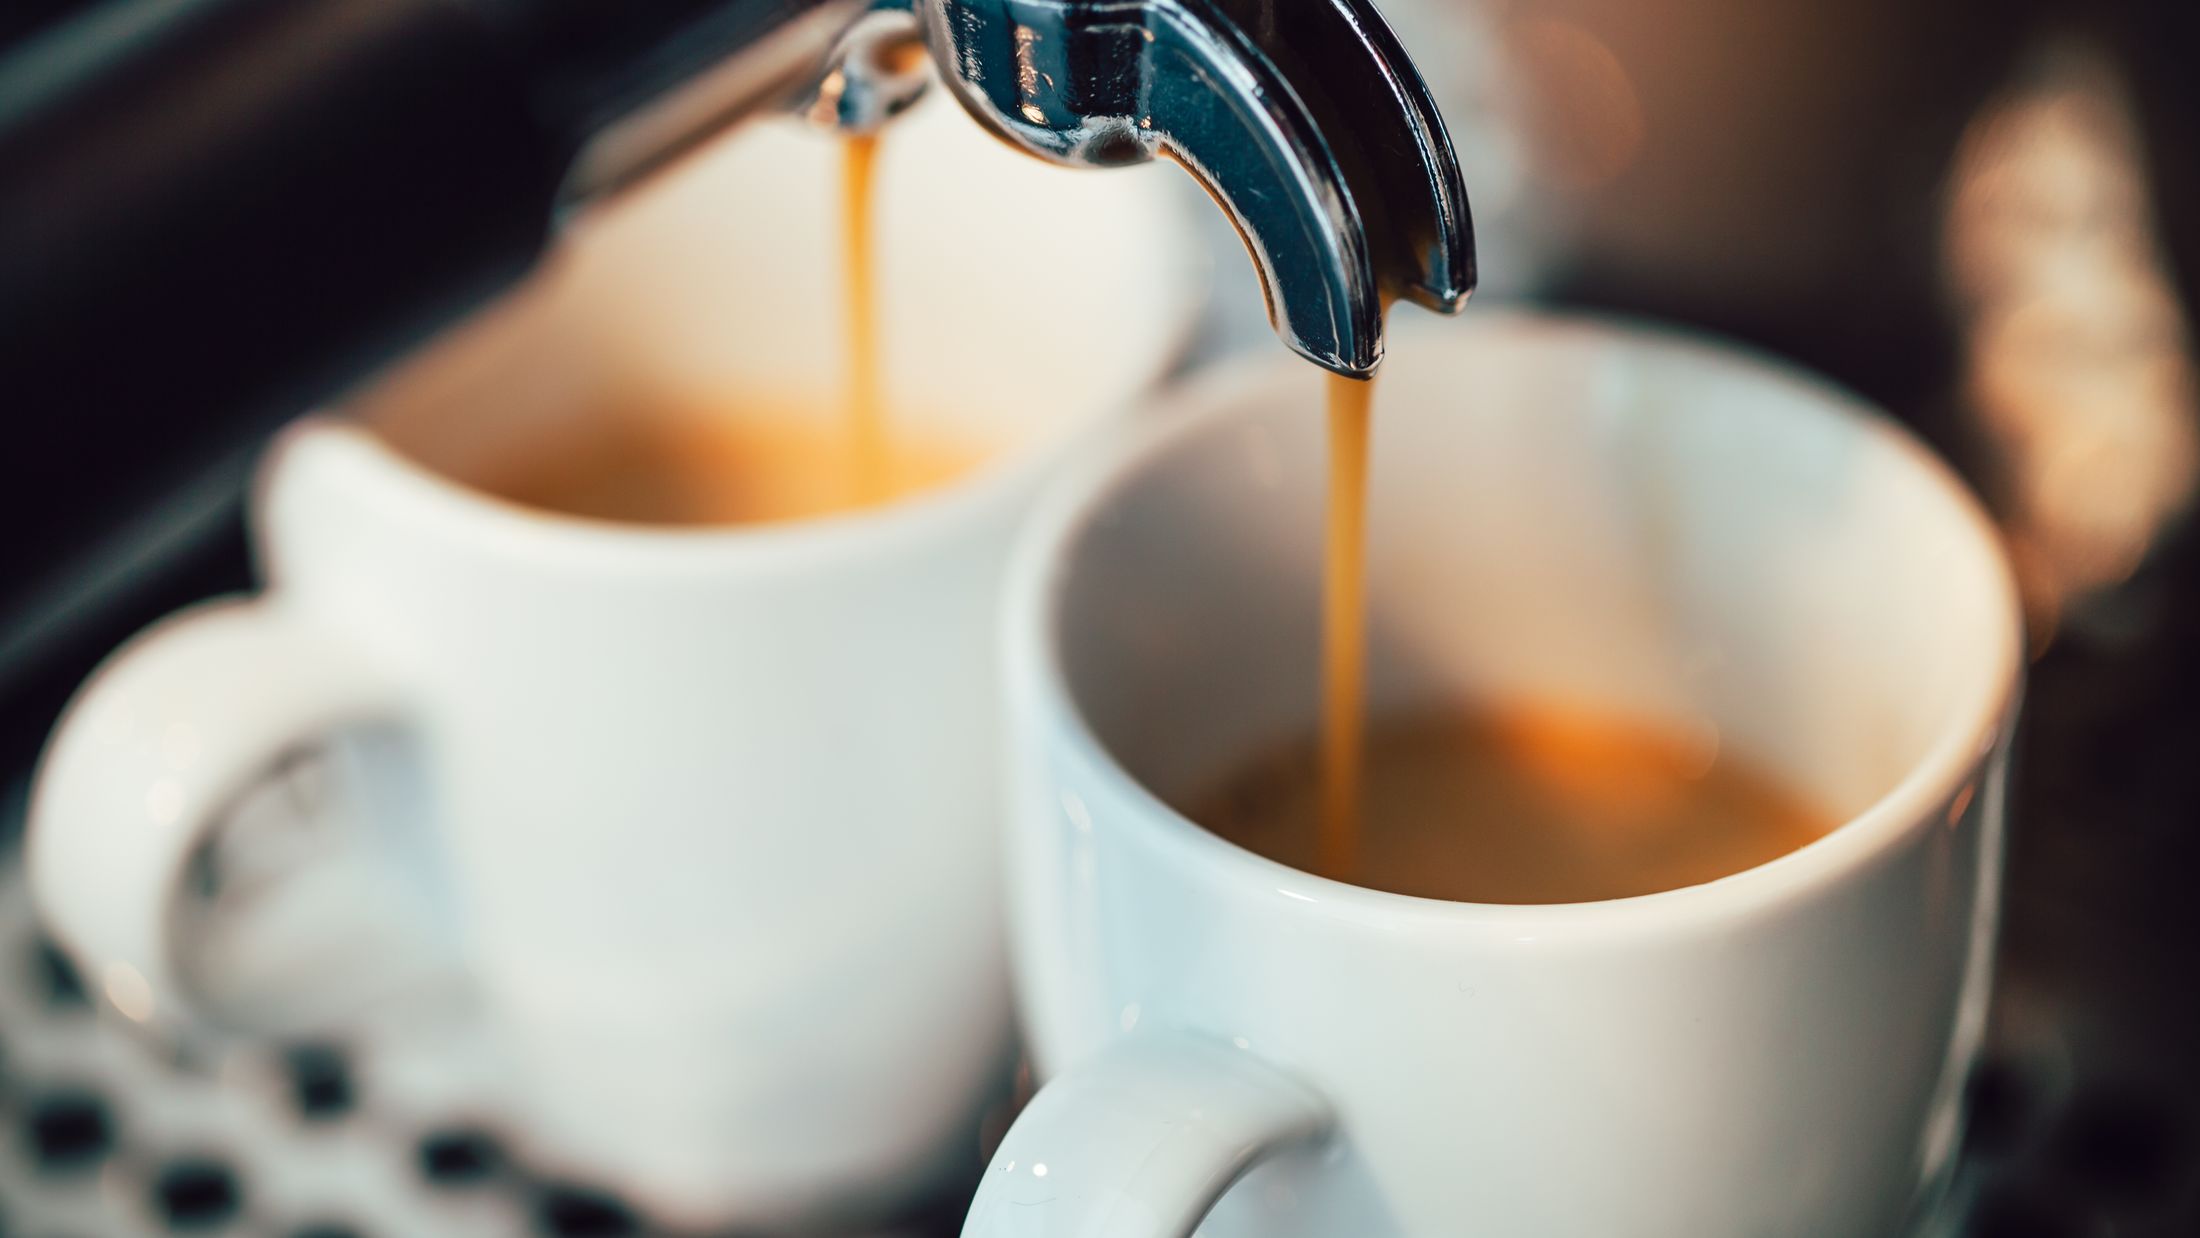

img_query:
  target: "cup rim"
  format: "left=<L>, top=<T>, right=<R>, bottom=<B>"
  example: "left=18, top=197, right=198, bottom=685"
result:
left=1005, top=308, right=2025, bottom=932
left=266, top=390, right=1102, bottom=576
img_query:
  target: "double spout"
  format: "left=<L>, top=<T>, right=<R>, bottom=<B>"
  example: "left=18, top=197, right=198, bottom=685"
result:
left=804, top=0, right=1476, bottom=375
left=920, top=0, right=1474, bottom=374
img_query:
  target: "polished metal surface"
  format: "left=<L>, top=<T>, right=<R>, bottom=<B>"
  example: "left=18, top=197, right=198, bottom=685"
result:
left=914, top=0, right=1475, bottom=375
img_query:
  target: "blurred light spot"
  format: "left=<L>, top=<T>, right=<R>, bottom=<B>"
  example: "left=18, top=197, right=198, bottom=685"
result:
left=1507, top=18, right=1644, bottom=189
left=1060, top=790, right=1092, bottom=833
left=1118, top=1002, right=1141, bottom=1032
left=1232, top=1036, right=1251, bottom=1050
left=1013, top=25, right=1045, bottom=125
left=1032, top=1162, right=1049, bottom=1178
left=1919, top=1084, right=1963, bottom=1181
left=103, top=962, right=153, bottom=1022
left=1946, top=782, right=1978, bottom=828
left=1944, top=41, right=2198, bottom=643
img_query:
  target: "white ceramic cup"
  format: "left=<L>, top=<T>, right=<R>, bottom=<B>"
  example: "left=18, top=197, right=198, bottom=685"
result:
left=29, top=98, right=1200, bottom=1230
left=972, top=311, right=2024, bottom=1237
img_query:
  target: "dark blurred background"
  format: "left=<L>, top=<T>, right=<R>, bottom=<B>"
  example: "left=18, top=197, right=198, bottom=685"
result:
left=2, top=0, right=2198, bottom=1232
left=1440, top=0, right=2200, bottom=1230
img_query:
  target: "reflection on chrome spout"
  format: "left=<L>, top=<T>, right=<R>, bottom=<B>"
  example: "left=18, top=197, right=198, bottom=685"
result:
left=914, top=0, right=1476, bottom=375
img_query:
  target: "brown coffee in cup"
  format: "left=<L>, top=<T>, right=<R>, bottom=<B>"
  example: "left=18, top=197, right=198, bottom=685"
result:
left=1187, top=701, right=1833, bottom=905
left=408, top=132, right=992, bottom=528
left=470, top=412, right=989, bottom=526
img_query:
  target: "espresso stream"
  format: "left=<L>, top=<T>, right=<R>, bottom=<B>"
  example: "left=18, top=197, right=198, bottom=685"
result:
left=1321, top=371, right=1375, bottom=879
left=841, top=133, right=889, bottom=504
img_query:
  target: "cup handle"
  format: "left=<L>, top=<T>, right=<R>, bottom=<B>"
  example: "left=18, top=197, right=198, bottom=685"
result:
left=962, top=1034, right=1332, bottom=1237
left=28, top=596, right=407, bottom=1032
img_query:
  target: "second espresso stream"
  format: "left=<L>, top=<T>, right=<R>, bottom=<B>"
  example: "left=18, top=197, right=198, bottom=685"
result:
left=842, top=133, right=890, bottom=505
left=469, top=132, right=988, bottom=526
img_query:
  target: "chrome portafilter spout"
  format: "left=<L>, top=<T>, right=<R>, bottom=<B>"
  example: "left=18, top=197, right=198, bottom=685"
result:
left=909, top=0, right=1476, bottom=375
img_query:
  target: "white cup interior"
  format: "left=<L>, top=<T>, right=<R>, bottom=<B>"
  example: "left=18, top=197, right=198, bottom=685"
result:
left=354, top=94, right=1203, bottom=495
left=1053, top=312, right=2019, bottom=843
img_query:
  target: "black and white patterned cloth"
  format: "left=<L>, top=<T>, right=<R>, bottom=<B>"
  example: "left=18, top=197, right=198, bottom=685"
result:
left=0, top=763, right=977, bottom=1238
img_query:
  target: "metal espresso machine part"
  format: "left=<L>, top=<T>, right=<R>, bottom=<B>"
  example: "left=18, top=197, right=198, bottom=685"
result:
left=0, top=0, right=1474, bottom=759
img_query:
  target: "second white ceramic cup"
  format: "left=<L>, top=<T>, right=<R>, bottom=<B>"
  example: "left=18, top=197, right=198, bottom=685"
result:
left=971, top=312, right=2024, bottom=1237
left=30, top=100, right=1200, bottom=1231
